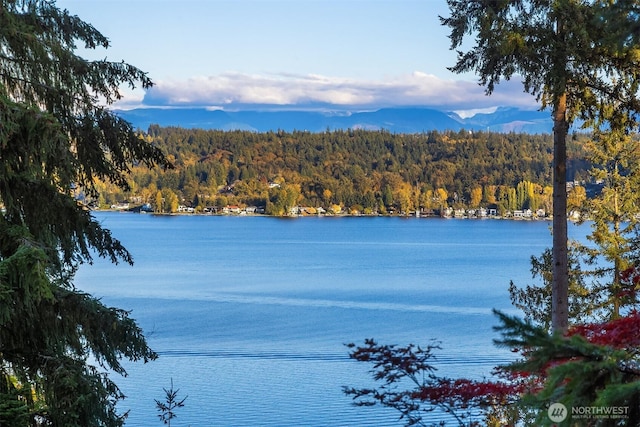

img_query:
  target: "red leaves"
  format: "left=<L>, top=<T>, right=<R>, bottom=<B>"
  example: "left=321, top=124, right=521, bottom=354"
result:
left=616, top=266, right=640, bottom=301
left=568, top=310, right=640, bottom=348
left=417, top=378, right=521, bottom=407
left=620, top=266, right=640, bottom=286
left=346, top=307, right=640, bottom=426
left=417, top=309, right=640, bottom=411
left=345, top=338, right=526, bottom=426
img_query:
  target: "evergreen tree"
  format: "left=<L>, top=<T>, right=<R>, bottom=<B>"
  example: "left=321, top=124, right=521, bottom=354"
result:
left=155, top=378, right=187, bottom=427
left=508, top=244, right=606, bottom=329
left=510, top=113, right=640, bottom=327
left=0, top=1, right=169, bottom=425
left=442, top=0, right=640, bottom=332
left=579, top=110, right=640, bottom=320
left=495, top=310, right=640, bottom=426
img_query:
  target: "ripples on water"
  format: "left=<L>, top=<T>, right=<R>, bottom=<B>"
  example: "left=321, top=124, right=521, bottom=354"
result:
left=74, top=214, right=589, bottom=426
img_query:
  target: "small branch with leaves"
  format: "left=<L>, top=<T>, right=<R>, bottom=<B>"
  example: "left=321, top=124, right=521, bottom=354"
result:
left=343, top=339, right=520, bottom=427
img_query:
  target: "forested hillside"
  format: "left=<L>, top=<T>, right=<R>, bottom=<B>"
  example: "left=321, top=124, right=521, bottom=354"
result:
left=95, top=126, right=590, bottom=216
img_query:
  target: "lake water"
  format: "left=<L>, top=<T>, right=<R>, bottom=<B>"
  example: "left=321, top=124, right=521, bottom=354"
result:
left=75, top=213, right=590, bottom=426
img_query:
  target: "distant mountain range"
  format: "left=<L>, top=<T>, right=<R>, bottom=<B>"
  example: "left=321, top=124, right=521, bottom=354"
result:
left=116, top=106, right=555, bottom=134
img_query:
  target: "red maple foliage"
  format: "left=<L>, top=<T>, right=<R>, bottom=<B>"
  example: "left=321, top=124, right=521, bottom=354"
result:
left=416, top=377, right=523, bottom=407
left=426, top=310, right=640, bottom=417
left=347, top=299, right=640, bottom=425
left=620, top=266, right=640, bottom=286
left=568, top=310, right=640, bottom=348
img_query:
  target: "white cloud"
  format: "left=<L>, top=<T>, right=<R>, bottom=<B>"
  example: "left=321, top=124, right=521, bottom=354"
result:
left=140, top=71, right=539, bottom=111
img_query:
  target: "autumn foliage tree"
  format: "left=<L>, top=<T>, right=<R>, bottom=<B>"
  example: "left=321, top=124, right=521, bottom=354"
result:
left=131, top=126, right=568, bottom=216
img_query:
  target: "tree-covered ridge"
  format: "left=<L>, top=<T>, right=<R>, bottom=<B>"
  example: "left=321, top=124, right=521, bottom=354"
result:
left=102, top=126, right=590, bottom=216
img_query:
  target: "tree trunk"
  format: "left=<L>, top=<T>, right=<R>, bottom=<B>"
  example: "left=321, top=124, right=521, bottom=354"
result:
left=612, top=218, right=621, bottom=320
left=552, top=91, right=569, bottom=333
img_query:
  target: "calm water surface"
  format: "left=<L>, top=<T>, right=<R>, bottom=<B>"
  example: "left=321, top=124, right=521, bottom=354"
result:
left=75, top=213, right=589, bottom=426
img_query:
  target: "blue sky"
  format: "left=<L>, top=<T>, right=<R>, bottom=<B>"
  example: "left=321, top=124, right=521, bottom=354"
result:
left=58, top=0, right=538, bottom=114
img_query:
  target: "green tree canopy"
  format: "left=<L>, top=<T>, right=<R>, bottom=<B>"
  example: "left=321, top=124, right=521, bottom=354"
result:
left=0, top=1, right=169, bottom=425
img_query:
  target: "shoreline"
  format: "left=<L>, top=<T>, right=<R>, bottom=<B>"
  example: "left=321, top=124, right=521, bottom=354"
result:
left=97, top=208, right=553, bottom=221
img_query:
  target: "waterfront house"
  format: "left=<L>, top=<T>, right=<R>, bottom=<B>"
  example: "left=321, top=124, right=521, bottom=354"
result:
left=110, top=202, right=129, bottom=210
left=223, top=205, right=241, bottom=214
left=177, top=205, right=195, bottom=213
